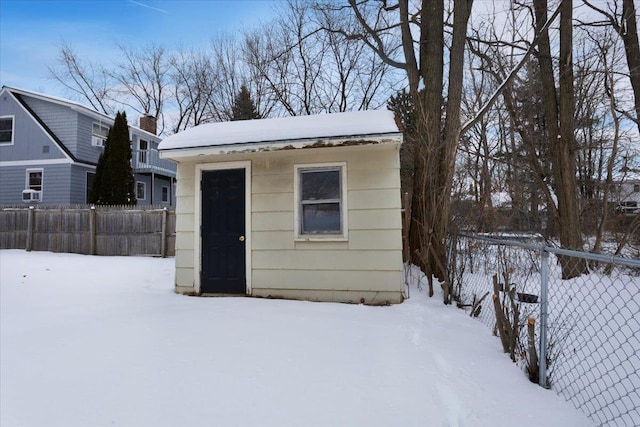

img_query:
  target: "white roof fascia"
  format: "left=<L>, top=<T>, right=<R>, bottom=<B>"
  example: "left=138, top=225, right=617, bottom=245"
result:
left=159, top=133, right=402, bottom=160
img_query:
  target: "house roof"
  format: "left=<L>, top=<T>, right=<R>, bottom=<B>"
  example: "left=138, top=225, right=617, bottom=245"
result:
left=0, top=86, right=159, bottom=140
left=158, top=110, right=401, bottom=153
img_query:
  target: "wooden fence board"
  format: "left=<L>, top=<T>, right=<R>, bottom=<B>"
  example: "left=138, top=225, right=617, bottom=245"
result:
left=0, top=205, right=176, bottom=257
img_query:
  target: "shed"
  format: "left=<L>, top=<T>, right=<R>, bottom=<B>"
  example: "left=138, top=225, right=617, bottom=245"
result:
left=159, top=110, right=405, bottom=305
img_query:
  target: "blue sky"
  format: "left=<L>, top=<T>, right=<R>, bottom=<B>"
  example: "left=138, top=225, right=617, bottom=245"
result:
left=0, top=0, right=278, bottom=97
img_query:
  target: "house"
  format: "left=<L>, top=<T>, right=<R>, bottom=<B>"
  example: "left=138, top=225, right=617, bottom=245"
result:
left=0, top=86, right=176, bottom=205
left=159, top=110, right=405, bottom=305
left=608, top=169, right=640, bottom=214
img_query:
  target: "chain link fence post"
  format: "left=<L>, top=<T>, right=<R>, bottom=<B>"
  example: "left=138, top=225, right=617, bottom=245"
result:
left=539, top=248, right=549, bottom=388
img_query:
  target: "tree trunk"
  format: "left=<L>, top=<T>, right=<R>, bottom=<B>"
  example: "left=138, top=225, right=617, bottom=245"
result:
left=556, top=0, right=586, bottom=277
left=621, top=0, right=640, bottom=133
left=535, top=0, right=586, bottom=278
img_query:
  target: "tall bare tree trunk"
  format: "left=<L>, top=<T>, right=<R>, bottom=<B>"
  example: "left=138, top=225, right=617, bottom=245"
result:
left=408, top=0, right=471, bottom=302
left=621, top=0, right=640, bottom=133
left=535, top=0, right=586, bottom=278
left=409, top=0, right=445, bottom=287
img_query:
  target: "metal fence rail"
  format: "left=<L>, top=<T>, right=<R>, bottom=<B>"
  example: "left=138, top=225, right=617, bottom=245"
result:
left=0, top=205, right=176, bottom=257
left=450, top=234, right=640, bottom=427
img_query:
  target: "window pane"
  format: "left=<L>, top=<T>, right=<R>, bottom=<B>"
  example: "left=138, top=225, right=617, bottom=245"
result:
left=93, top=123, right=109, bottom=138
left=0, top=118, right=11, bottom=131
left=0, top=118, right=12, bottom=142
left=136, top=182, right=145, bottom=199
left=301, top=170, right=339, bottom=201
left=302, top=203, right=340, bottom=233
left=28, top=171, right=42, bottom=191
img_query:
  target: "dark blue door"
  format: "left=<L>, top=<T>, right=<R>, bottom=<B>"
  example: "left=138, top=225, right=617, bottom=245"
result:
left=201, top=169, right=246, bottom=294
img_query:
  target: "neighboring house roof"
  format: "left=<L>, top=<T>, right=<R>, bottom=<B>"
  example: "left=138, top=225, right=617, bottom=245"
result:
left=0, top=86, right=159, bottom=141
left=612, top=170, right=640, bottom=182
left=159, top=110, right=402, bottom=154
left=7, top=89, right=82, bottom=164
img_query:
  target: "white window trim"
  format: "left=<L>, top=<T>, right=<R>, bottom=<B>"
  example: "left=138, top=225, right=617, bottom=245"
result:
left=194, top=161, right=252, bottom=295
left=25, top=168, right=44, bottom=201
left=136, top=181, right=146, bottom=200
left=294, top=162, right=348, bottom=242
left=0, top=115, right=15, bottom=145
left=92, top=122, right=109, bottom=147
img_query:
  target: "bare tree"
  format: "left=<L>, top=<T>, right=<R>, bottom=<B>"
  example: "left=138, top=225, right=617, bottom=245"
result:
left=533, top=0, right=586, bottom=277
left=243, top=0, right=394, bottom=117
left=48, top=42, right=115, bottom=115
left=314, top=0, right=474, bottom=301
left=108, top=44, right=168, bottom=134
left=169, top=48, right=218, bottom=132
left=582, top=0, right=640, bottom=133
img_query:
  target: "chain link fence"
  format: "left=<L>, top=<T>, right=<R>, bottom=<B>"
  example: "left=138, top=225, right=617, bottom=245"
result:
left=449, top=234, right=640, bottom=426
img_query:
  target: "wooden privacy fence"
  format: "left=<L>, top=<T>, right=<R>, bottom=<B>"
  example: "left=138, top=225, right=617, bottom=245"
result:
left=0, top=205, right=176, bottom=257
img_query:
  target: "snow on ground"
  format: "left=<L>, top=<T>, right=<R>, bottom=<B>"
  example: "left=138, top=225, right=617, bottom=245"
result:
left=0, top=250, right=593, bottom=427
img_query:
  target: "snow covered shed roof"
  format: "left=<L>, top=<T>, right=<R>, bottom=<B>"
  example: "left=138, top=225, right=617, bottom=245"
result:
left=158, top=110, right=402, bottom=156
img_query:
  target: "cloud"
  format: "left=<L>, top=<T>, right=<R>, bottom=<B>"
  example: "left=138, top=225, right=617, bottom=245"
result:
left=128, top=0, right=169, bottom=14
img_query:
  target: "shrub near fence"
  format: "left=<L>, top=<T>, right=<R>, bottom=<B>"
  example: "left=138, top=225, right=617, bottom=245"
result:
left=0, top=205, right=175, bottom=257
left=449, top=234, right=640, bottom=427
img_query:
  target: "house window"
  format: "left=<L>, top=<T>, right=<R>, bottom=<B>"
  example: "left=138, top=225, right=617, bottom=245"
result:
left=24, top=169, right=43, bottom=202
left=136, top=181, right=146, bottom=200
left=26, top=169, right=43, bottom=191
left=295, top=163, right=347, bottom=239
left=634, top=184, right=640, bottom=193
left=161, top=186, right=169, bottom=203
left=92, top=123, right=109, bottom=147
left=0, top=116, right=14, bottom=144
left=138, top=139, right=148, bottom=164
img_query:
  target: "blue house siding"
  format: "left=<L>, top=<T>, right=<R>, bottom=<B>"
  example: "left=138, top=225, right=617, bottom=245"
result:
left=76, top=113, right=107, bottom=164
left=0, top=92, right=68, bottom=162
left=70, top=164, right=96, bottom=204
left=0, top=163, right=73, bottom=204
left=0, top=165, right=26, bottom=203
left=18, top=95, right=80, bottom=156
left=0, top=86, right=176, bottom=206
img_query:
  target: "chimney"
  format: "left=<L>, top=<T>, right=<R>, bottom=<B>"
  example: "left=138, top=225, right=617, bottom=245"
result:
left=140, top=115, right=157, bottom=135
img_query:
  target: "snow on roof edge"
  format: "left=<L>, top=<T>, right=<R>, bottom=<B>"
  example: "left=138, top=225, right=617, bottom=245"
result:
left=158, top=110, right=401, bottom=151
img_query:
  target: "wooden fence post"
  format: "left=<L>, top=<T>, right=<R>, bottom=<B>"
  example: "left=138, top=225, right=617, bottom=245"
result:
left=161, top=207, right=168, bottom=258
left=26, top=206, right=35, bottom=252
left=89, top=206, right=96, bottom=255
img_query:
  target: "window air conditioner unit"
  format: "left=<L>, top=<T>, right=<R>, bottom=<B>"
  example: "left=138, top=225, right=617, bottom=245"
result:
left=22, top=189, right=42, bottom=203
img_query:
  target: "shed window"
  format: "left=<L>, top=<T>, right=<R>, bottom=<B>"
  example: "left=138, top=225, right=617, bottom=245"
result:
left=296, top=164, right=347, bottom=238
left=0, top=116, right=14, bottom=144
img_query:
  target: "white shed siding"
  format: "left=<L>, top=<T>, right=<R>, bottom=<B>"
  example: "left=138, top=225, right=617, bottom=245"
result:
left=174, top=162, right=196, bottom=292
left=250, top=146, right=403, bottom=304
left=172, top=143, right=404, bottom=304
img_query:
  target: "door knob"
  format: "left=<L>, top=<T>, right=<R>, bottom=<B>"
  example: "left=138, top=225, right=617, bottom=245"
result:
left=239, top=235, right=245, bottom=242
